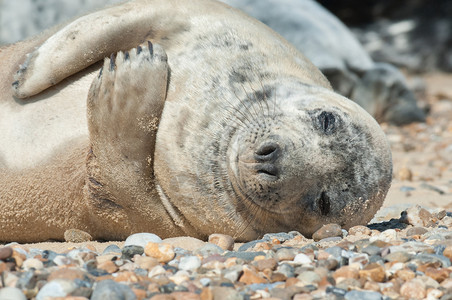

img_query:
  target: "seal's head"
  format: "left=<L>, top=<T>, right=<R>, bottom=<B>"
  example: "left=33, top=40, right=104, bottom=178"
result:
left=227, top=80, right=392, bottom=238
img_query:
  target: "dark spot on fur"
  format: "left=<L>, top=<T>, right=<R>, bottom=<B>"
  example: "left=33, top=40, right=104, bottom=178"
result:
left=229, top=70, right=247, bottom=83
left=89, top=177, right=103, bottom=187
left=148, top=41, right=153, bottom=56
left=109, top=53, right=116, bottom=71
left=98, top=66, right=103, bottom=78
left=98, top=198, right=123, bottom=209
left=253, top=87, right=273, bottom=102
left=239, top=42, right=253, bottom=51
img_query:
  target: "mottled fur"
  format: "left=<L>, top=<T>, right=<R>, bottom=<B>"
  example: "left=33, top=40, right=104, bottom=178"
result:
left=0, top=0, right=392, bottom=242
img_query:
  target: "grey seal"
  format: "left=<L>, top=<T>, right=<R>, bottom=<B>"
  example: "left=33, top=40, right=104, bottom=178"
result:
left=0, top=0, right=392, bottom=242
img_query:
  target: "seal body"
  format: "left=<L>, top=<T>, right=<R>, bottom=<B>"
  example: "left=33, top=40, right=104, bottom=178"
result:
left=0, top=0, right=392, bottom=242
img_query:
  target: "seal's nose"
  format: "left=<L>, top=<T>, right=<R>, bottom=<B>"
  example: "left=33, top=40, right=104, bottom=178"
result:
left=254, top=142, right=279, bottom=162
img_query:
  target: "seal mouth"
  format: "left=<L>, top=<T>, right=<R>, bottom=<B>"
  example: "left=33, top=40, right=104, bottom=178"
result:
left=255, top=163, right=278, bottom=178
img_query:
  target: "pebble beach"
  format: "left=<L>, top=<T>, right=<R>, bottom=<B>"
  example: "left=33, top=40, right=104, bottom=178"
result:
left=1, top=73, right=451, bottom=300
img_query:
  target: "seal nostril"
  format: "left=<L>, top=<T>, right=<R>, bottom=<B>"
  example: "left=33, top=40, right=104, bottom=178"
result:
left=318, top=111, right=336, bottom=135
left=256, top=143, right=277, bottom=156
left=255, top=142, right=279, bottom=161
left=318, top=191, right=330, bottom=216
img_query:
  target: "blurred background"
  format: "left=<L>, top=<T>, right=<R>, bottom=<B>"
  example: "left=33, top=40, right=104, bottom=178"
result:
left=0, top=0, right=122, bottom=45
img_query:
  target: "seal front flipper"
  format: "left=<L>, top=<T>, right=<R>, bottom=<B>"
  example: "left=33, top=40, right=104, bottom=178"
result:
left=84, top=42, right=169, bottom=239
left=11, top=0, right=182, bottom=99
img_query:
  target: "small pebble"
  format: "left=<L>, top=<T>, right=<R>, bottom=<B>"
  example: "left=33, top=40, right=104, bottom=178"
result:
left=35, top=279, right=78, bottom=300
left=276, top=263, right=295, bottom=278
left=103, top=244, right=122, bottom=254
left=239, top=266, right=267, bottom=284
left=163, top=236, right=205, bottom=251
left=400, top=278, right=427, bottom=299
left=121, top=245, right=144, bottom=260
left=237, top=239, right=265, bottom=252
left=194, top=243, right=224, bottom=257
left=333, top=266, right=359, bottom=280
left=22, top=258, right=44, bottom=270
left=252, top=258, right=277, bottom=271
left=406, top=226, right=429, bottom=236
left=144, top=242, right=175, bottom=263
left=275, top=248, right=297, bottom=261
left=312, top=224, right=342, bottom=241
left=297, top=271, right=321, bottom=286
left=91, top=279, right=136, bottom=300
left=63, top=228, right=92, bottom=243
left=208, top=234, right=234, bottom=251
left=348, top=225, right=371, bottom=236
left=134, top=255, right=159, bottom=270
left=384, top=251, right=412, bottom=263
left=397, top=166, right=413, bottom=181
left=402, top=205, right=434, bottom=227
left=124, top=232, right=162, bottom=248
left=178, top=256, right=201, bottom=271
left=263, top=232, right=296, bottom=242
left=443, top=245, right=452, bottom=259
left=293, top=253, right=312, bottom=265
left=209, top=286, right=242, bottom=300
left=0, top=247, right=13, bottom=260
left=224, top=251, right=266, bottom=261
left=344, top=290, right=383, bottom=300
left=359, top=263, right=386, bottom=282
left=0, top=287, right=27, bottom=300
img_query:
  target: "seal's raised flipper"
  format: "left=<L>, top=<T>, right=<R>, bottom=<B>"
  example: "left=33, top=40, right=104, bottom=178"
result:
left=11, top=0, right=186, bottom=98
left=84, top=41, right=168, bottom=233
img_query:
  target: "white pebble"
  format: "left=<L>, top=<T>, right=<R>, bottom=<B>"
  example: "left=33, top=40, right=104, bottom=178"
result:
left=169, top=270, right=190, bottom=285
left=23, top=258, right=44, bottom=271
left=53, top=255, right=72, bottom=266
left=178, top=255, right=201, bottom=271
left=200, top=277, right=211, bottom=286
left=0, top=287, right=26, bottom=300
left=370, top=229, right=398, bottom=243
left=124, top=233, right=162, bottom=248
left=148, top=265, right=166, bottom=278
left=36, top=279, right=77, bottom=300
left=293, top=253, right=312, bottom=264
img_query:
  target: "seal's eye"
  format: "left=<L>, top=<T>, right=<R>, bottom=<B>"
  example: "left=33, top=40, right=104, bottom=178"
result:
left=318, top=111, right=336, bottom=135
left=318, top=191, right=330, bottom=215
